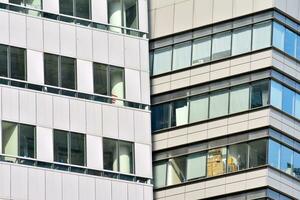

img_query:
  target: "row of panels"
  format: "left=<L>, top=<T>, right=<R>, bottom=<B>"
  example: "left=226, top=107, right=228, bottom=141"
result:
left=0, top=163, right=152, bottom=200
left=0, top=86, right=151, bottom=146
left=0, top=10, right=149, bottom=72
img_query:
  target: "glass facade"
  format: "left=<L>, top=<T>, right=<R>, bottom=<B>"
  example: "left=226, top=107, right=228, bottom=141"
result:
left=59, top=0, right=91, bottom=19
left=9, top=0, right=42, bottom=9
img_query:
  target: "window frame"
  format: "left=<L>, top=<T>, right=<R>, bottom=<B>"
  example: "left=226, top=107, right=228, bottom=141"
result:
left=59, top=0, right=91, bottom=19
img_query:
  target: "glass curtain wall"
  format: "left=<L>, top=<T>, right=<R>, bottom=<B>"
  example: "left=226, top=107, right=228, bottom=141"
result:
left=59, top=0, right=90, bottom=19
left=9, top=0, right=42, bottom=9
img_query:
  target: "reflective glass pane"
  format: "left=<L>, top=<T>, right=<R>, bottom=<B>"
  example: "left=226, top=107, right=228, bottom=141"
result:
left=252, top=21, right=272, bottom=50
left=297, top=36, right=300, bottom=60
left=61, top=57, right=76, bottom=90
left=110, top=66, right=124, bottom=100
left=103, top=138, right=118, bottom=171
left=293, top=152, right=300, bottom=179
left=280, top=145, right=293, bottom=175
left=154, top=162, right=167, bottom=188
left=60, top=0, right=74, bottom=16
left=186, top=152, right=206, bottom=180
left=268, top=139, right=281, bottom=169
left=152, top=47, right=172, bottom=75
left=54, top=130, right=68, bottom=164
left=10, top=47, right=26, bottom=80
left=270, top=81, right=283, bottom=110
left=172, top=42, right=191, bottom=70
left=212, top=31, right=232, bottom=60
left=229, top=85, right=249, bottom=114
left=93, top=63, right=108, bottom=95
left=108, top=0, right=122, bottom=32
left=119, top=141, right=134, bottom=174
left=249, top=139, right=267, bottom=168
left=189, top=95, right=209, bottom=123
left=209, top=90, right=229, bottom=118
left=232, top=26, right=252, bottom=55
left=192, top=36, right=211, bottom=65
left=44, top=53, right=59, bottom=87
left=227, top=143, right=248, bottom=173
left=171, top=99, right=188, bottom=127
left=250, top=81, right=269, bottom=109
left=273, top=22, right=285, bottom=51
left=25, top=0, right=42, bottom=9
left=282, top=86, right=295, bottom=116
left=151, top=103, right=170, bottom=131
left=0, top=45, right=8, bottom=77
left=295, top=94, right=300, bottom=119
left=167, top=156, right=186, bottom=185
left=284, top=28, right=297, bottom=57
left=207, top=147, right=227, bottom=177
left=70, top=133, right=85, bottom=166
left=2, top=121, right=18, bottom=157
left=76, top=0, right=90, bottom=19
left=9, top=0, right=24, bottom=5
left=19, top=124, right=35, bottom=158
left=123, top=0, right=138, bottom=29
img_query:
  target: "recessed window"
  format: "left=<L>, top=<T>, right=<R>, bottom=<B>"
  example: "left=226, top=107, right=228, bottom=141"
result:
left=248, top=139, right=267, bottom=168
left=171, top=99, right=188, bottom=127
left=172, top=42, right=192, bottom=70
left=295, top=94, right=300, bottom=119
left=44, top=53, right=76, bottom=90
left=268, top=139, right=280, bottom=169
left=212, top=31, right=232, bottom=60
left=59, top=0, right=91, bottom=19
left=9, top=0, right=42, bottom=9
left=273, top=22, right=285, bottom=51
left=186, top=152, right=206, bottom=180
left=152, top=47, right=172, bottom=76
left=192, top=36, right=211, bottom=65
left=0, top=45, right=8, bottom=77
left=53, top=130, right=86, bottom=166
left=280, top=145, right=293, bottom=175
left=227, top=143, right=248, bottom=173
left=2, top=121, right=35, bottom=159
left=207, top=147, right=227, bottom=177
left=232, top=26, right=252, bottom=56
left=151, top=103, right=170, bottom=131
left=103, top=138, right=134, bottom=174
left=250, top=81, right=269, bottom=109
left=284, top=28, right=297, bottom=57
left=252, top=21, right=272, bottom=50
left=153, top=161, right=167, bottom=188
left=229, top=85, right=249, bottom=114
left=293, top=152, right=300, bottom=179
left=189, top=95, right=209, bottom=123
left=93, top=63, right=108, bottom=96
left=110, top=66, right=124, bottom=100
left=209, top=90, right=229, bottom=118
left=167, top=156, right=186, bottom=185
left=282, top=86, right=295, bottom=116
left=270, top=81, right=283, bottom=110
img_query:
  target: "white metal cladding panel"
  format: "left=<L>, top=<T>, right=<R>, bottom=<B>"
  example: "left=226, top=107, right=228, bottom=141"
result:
left=86, top=102, right=102, bottom=136
left=53, top=96, right=70, bottom=131
left=36, top=126, right=53, bottom=162
left=9, top=12, right=26, bottom=48
left=92, top=30, right=109, bottom=64
left=2, top=87, right=19, bottom=122
left=108, top=33, right=125, bottom=67
left=86, top=135, right=103, bottom=170
left=118, top=108, right=134, bottom=141
left=92, top=0, right=108, bottom=24
left=43, top=20, right=60, bottom=54
left=124, top=36, right=140, bottom=70
left=0, top=164, right=10, bottom=199
left=135, top=143, right=152, bottom=178
left=60, top=23, right=76, bottom=57
left=76, top=26, right=93, bottom=60
left=26, top=16, right=43, bottom=51
left=19, top=90, right=36, bottom=124
left=28, top=168, right=45, bottom=200
left=112, top=181, right=128, bottom=200
left=11, top=165, right=28, bottom=200
left=139, top=40, right=149, bottom=72
left=134, top=111, right=151, bottom=145
left=138, top=0, right=148, bottom=33
left=125, top=69, right=141, bottom=102
left=36, top=93, right=53, bottom=128
left=27, top=50, right=44, bottom=85
left=102, top=105, right=118, bottom=138
left=43, top=0, right=59, bottom=14
left=70, top=99, right=86, bottom=133
left=0, top=10, right=9, bottom=45
left=79, top=176, right=95, bottom=200
left=46, top=171, right=62, bottom=200
left=143, top=186, right=153, bottom=200
left=140, top=72, right=150, bottom=105
left=128, top=184, right=144, bottom=200
left=95, top=179, right=112, bottom=200
left=76, top=59, right=94, bottom=94
left=62, top=174, right=79, bottom=200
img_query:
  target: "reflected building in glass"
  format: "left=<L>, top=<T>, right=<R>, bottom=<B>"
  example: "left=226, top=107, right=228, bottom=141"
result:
left=149, top=0, right=300, bottom=199
left=0, top=0, right=152, bottom=199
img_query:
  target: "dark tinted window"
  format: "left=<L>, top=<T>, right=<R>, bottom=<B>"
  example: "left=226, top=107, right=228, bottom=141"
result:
left=44, top=54, right=59, bottom=87
left=10, top=47, right=25, bottom=80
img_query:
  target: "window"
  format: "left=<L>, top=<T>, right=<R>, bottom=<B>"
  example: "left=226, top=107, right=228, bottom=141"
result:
left=108, top=0, right=138, bottom=30
left=0, top=45, right=7, bottom=77
left=2, top=121, right=35, bottom=159
left=297, top=35, right=300, bottom=60
left=103, top=138, right=134, bottom=174
left=154, top=161, right=167, bottom=188
left=284, top=28, right=297, bottom=57
left=54, top=130, right=86, bottom=166
left=280, top=145, right=293, bottom=175
left=44, top=54, right=76, bottom=90
left=186, top=152, right=206, bottom=180
left=172, top=42, right=191, bottom=70
left=93, top=63, right=108, bottom=96
left=192, top=36, right=211, bottom=65
left=10, top=47, right=26, bottom=80
left=59, top=0, right=90, bottom=19
left=152, top=47, right=172, bottom=75
left=273, top=22, right=285, bottom=51
left=212, top=31, right=232, bottom=60
left=270, top=81, right=283, bottom=110
left=268, top=140, right=280, bottom=169
left=9, top=0, right=42, bottom=9
left=295, top=94, right=300, bottom=119
left=282, top=86, right=295, bottom=116
left=293, top=152, right=300, bottom=179
left=189, top=95, right=209, bottom=123
left=110, top=66, right=124, bottom=100
left=227, top=143, right=248, bottom=173
left=209, top=90, right=229, bottom=118
left=252, top=21, right=272, bottom=50
left=167, top=156, right=186, bottom=185
left=207, top=147, right=227, bottom=177
left=232, top=26, right=252, bottom=55
left=171, top=99, right=188, bottom=127
left=229, top=85, right=249, bottom=114
left=151, top=103, right=170, bottom=131
left=249, top=139, right=267, bottom=168
left=250, top=81, right=269, bottom=109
